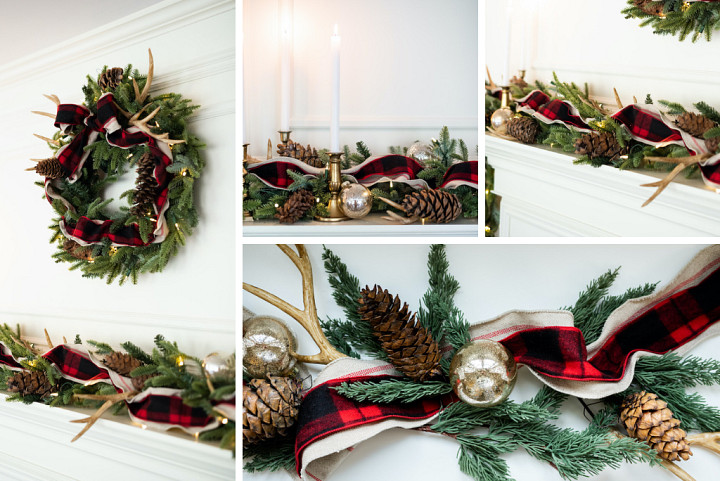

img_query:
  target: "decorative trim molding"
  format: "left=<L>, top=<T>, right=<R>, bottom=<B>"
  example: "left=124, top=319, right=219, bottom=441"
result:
left=290, top=116, right=478, bottom=130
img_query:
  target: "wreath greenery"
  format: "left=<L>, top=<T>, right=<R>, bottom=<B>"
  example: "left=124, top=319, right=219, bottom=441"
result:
left=32, top=51, right=204, bottom=285
left=623, top=0, right=720, bottom=42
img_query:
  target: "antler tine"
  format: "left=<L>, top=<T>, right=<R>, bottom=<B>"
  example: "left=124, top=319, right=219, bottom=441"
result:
left=129, top=105, right=186, bottom=145
left=613, top=87, right=623, bottom=110
left=34, top=133, right=60, bottom=146
left=43, top=94, right=60, bottom=106
left=133, top=48, right=154, bottom=104
left=32, top=111, right=56, bottom=119
left=243, top=244, right=347, bottom=365
left=486, top=65, right=497, bottom=90
left=641, top=155, right=707, bottom=207
left=688, top=432, right=720, bottom=456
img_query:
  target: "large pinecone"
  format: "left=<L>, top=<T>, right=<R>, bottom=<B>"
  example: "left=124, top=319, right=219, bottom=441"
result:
left=507, top=116, right=539, bottom=144
left=620, top=391, right=692, bottom=462
left=103, top=351, right=142, bottom=376
left=6, top=370, right=55, bottom=398
left=275, top=189, right=315, bottom=223
left=98, top=67, right=124, bottom=91
left=277, top=140, right=323, bottom=168
left=31, top=158, right=66, bottom=179
left=633, top=0, right=664, bottom=16
left=243, top=376, right=302, bottom=444
left=574, top=131, right=624, bottom=161
left=676, top=112, right=715, bottom=138
left=131, top=152, right=158, bottom=217
left=401, top=190, right=462, bottom=224
left=358, top=285, right=442, bottom=381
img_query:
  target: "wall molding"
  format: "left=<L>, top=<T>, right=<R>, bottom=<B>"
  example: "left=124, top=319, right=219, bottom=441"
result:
left=290, top=116, right=477, bottom=130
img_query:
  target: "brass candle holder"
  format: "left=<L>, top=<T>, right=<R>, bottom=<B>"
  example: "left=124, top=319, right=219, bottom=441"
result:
left=243, top=143, right=249, bottom=161
left=519, top=69, right=526, bottom=80
left=316, top=152, right=349, bottom=222
left=278, top=130, right=292, bottom=145
left=490, top=85, right=513, bottom=133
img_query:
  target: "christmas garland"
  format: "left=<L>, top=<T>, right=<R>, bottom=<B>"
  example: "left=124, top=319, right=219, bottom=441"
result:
left=29, top=50, right=204, bottom=285
left=243, top=127, right=478, bottom=223
left=486, top=73, right=720, bottom=206
left=244, top=244, right=720, bottom=481
left=0, top=325, right=235, bottom=452
left=623, top=0, right=720, bottom=42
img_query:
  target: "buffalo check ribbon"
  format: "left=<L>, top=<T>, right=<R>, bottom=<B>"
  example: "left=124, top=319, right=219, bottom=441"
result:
left=0, top=342, right=234, bottom=435
left=295, top=245, right=720, bottom=480
left=439, top=160, right=478, bottom=189
left=516, top=90, right=593, bottom=132
left=45, top=92, right=172, bottom=247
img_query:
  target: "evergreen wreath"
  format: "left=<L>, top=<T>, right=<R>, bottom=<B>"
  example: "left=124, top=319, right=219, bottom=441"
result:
left=29, top=50, right=204, bottom=285
left=622, top=0, right=720, bottom=42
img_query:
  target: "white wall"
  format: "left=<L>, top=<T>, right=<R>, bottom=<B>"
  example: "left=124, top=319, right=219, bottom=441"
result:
left=0, top=0, right=235, bottom=360
left=243, top=243, right=720, bottom=481
left=486, top=0, right=720, bottom=108
left=244, top=0, right=479, bottom=158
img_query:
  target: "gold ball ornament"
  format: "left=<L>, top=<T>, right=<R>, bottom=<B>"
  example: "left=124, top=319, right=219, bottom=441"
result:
left=449, top=339, right=517, bottom=407
left=339, top=182, right=373, bottom=219
left=243, top=315, right=298, bottom=378
left=490, top=108, right=513, bottom=134
left=203, top=352, right=235, bottom=382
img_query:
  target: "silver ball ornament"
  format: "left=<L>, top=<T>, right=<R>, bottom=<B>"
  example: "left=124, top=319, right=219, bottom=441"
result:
left=243, top=315, right=297, bottom=378
left=203, top=352, right=235, bottom=381
left=339, top=182, right=372, bottom=219
left=490, top=108, right=513, bottom=133
left=449, top=339, right=517, bottom=407
left=406, top=141, right=433, bottom=168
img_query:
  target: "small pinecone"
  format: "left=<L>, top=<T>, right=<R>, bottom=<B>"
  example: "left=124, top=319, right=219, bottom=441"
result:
left=98, top=67, right=124, bottom=91
left=131, top=373, right=159, bottom=391
left=277, top=140, right=323, bottom=168
left=275, top=189, right=315, bottom=224
left=243, top=375, right=302, bottom=444
left=506, top=116, right=539, bottom=143
left=509, top=75, right=528, bottom=89
left=676, top=112, right=716, bottom=138
left=573, top=131, right=625, bottom=161
left=358, top=285, right=442, bottom=381
left=103, top=351, right=142, bottom=376
left=62, top=239, right=93, bottom=261
left=706, top=136, right=720, bottom=154
left=32, top=158, right=66, bottom=179
left=130, top=152, right=158, bottom=216
left=401, top=190, right=462, bottom=224
left=620, top=391, right=692, bottom=462
left=6, top=370, right=55, bottom=398
left=633, top=0, right=664, bottom=16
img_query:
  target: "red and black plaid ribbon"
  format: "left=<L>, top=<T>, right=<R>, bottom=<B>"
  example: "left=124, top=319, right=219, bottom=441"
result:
left=439, top=160, right=478, bottom=189
left=611, top=105, right=684, bottom=146
left=248, top=160, right=316, bottom=189
left=345, top=155, right=424, bottom=184
left=517, top=90, right=550, bottom=111
left=500, top=261, right=720, bottom=381
left=535, top=99, right=591, bottom=130
left=127, top=393, right=218, bottom=428
left=43, top=345, right=111, bottom=382
left=295, top=375, right=451, bottom=475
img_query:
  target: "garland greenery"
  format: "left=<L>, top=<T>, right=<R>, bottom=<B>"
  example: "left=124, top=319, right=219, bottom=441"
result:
left=0, top=326, right=234, bottom=452
left=623, top=0, right=720, bottom=42
left=243, top=126, right=478, bottom=222
left=38, top=59, right=204, bottom=285
left=244, top=245, right=720, bottom=480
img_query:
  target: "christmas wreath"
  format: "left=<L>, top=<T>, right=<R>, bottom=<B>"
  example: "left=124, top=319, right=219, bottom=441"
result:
left=623, top=0, right=720, bottom=42
left=29, top=50, right=204, bottom=285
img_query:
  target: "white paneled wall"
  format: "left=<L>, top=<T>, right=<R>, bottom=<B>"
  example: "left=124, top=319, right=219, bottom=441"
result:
left=244, top=0, right=479, bottom=158
left=0, top=0, right=235, bottom=357
left=486, top=0, right=720, bottom=107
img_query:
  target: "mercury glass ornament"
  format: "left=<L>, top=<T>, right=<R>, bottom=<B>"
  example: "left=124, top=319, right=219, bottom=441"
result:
left=243, top=316, right=297, bottom=378
left=449, top=339, right=517, bottom=407
left=406, top=141, right=433, bottom=168
left=203, top=352, right=235, bottom=381
left=490, top=108, right=513, bottom=133
left=339, top=182, right=372, bottom=219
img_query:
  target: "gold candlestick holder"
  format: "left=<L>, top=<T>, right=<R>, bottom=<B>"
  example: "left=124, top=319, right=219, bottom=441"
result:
left=278, top=130, right=292, bottom=145
left=316, top=152, right=349, bottom=222
left=519, top=69, right=526, bottom=80
left=490, top=85, right=513, bottom=133
left=243, top=143, right=249, bottom=161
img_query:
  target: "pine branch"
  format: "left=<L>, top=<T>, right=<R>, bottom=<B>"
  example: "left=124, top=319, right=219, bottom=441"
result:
left=658, top=99, right=687, bottom=115
left=333, top=379, right=452, bottom=403
left=243, top=435, right=296, bottom=473
left=456, top=433, right=514, bottom=481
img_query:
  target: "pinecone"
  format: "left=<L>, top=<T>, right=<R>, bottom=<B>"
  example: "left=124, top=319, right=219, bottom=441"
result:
left=103, top=351, right=142, bottom=376
left=275, top=189, right=315, bottom=224
left=130, top=152, right=158, bottom=217
left=506, top=116, right=539, bottom=144
left=358, top=285, right=442, bottom=381
left=573, top=131, right=625, bottom=161
left=706, top=136, right=720, bottom=154
left=633, top=0, right=664, bottom=16
left=6, top=370, right=55, bottom=398
left=676, top=112, right=715, bottom=138
left=31, top=158, right=66, bottom=179
left=131, top=373, right=158, bottom=391
left=620, top=391, right=692, bottom=462
left=400, top=190, right=462, bottom=224
left=277, top=140, right=323, bottom=168
left=98, top=67, right=124, bottom=91
left=509, top=75, right=528, bottom=89
left=62, top=239, right=93, bottom=261
left=242, top=375, right=302, bottom=444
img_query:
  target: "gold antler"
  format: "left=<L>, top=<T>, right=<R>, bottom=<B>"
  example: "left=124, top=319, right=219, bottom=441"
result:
left=641, top=154, right=709, bottom=207
left=134, top=49, right=154, bottom=105
left=70, top=391, right=138, bottom=442
left=128, top=105, right=186, bottom=145
left=33, top=133, right=59, bottom=146
left=688, top=432, right=720, bottom=456
left=243, top=244, right=348, bottom=365
left=613, top=88, right=623, bottom=110
left=486, top=65, right=497, bottom=91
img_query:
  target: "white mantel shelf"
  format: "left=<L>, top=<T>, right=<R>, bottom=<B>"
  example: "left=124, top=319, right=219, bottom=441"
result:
left=486, top=135, right=720, bottom=237
left=0, top=392, right=234, bottom=481
left=243, top=213, right=479, bottom=237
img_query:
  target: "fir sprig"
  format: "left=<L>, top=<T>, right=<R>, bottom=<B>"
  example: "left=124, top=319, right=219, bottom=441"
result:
left=333, top=379, right=452, bottom=403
